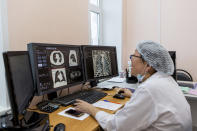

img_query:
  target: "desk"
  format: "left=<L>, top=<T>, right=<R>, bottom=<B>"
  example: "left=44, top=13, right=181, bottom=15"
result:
left=48, top=88, right=130, bottom=131
left=39, top=79, right=197, bottom=131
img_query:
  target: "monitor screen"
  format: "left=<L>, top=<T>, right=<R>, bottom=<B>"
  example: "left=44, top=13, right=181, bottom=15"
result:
left=169, top=51, right=176, bottom=81
left=28, top=43, right=85, bottom=95
left=82, top=45, right=119, bottom=81
left=3, top=51, right=34, bottom=125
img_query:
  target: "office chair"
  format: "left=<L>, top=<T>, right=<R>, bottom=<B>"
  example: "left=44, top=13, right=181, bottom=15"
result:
left=176, top=69, right=193, bottom=81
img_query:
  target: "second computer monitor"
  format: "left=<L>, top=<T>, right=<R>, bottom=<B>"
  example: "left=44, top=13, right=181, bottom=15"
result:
left=28, top=43, right=85, bottom=95
left=3, top=51, right=35, bottom=125
left=82, top=45, right=119, bottom=81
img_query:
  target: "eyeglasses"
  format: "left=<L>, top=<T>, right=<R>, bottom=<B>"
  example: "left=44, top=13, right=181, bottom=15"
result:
left=130, top=55, right=142, bottom=60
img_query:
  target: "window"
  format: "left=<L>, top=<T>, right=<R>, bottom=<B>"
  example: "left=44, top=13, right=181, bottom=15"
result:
left=89, top=0, right=102, bottom=45
left=0, top=0, right=10, bottom=115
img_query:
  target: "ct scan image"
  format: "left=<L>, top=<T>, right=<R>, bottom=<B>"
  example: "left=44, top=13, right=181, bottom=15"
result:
left=69, top=50, right=78, bottom=67
left=69, top=71, right=82, bottom=80
left=92, top=50, right=112, bottom=77
left=52, top=68, right=67, bottom=88
left=50, top=51, right=64, bottom=66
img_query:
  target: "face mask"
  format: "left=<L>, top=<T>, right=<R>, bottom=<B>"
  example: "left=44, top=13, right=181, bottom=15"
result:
left=137, top=74, right=145, bottom=83
left=137, top=63, right=147, bottom=83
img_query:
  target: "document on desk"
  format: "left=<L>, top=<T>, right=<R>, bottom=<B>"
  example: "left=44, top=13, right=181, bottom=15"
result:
left=107, top=77, right=125, bottom=83
left=58, top=107, right=89, bottom=120
left=93, top=100, right=123, bottom=111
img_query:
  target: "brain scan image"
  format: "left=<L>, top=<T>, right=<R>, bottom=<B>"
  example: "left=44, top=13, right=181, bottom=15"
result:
left=92, top=50, right=112, bottom=77
left=52, top=68, right=67, bottom=88
left=50, top=51, right=64, bottom=65
left=69, top=50, right=78, bottom=67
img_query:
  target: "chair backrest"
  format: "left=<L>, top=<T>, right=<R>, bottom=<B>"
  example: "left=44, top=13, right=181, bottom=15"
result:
left=176, top=69, right=193, bottom=81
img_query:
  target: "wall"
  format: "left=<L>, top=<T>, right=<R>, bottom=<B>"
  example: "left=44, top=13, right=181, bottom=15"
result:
left=161, top=0, right=197, bottom=81
left=7, top=0, right=89, bottom=51
left=101, top=0, right=122, bottom=71
left=123, top=0, right=197, bottom=81
left=122, top=0, right=160, bottom=70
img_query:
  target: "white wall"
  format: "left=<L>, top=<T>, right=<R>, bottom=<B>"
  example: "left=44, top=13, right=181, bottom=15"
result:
left=101, top=0, right=122, bottom=72
left=0, top=0, right=10, bottom=115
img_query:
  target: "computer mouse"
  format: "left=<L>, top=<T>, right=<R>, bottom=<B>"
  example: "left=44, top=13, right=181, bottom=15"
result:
left=54, top=123, right=65, bottom=131
left=113, top=94, right=125, bottom=99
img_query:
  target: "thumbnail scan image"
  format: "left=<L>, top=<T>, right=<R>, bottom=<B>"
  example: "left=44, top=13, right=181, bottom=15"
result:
left=69, top=50, right=78, bottom=67
left=52, top=68, right=67, bottom=88
left=92, top=50, right=112, bottom=77
left=70, top=71, right=82, bottom=80
left=50, top=51, right=64, bottom=66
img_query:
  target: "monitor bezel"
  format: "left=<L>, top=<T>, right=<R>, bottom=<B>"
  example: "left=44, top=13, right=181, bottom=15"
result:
left=82, top=45, right=119, bottom=82
left=28, top=43, right=86, bottom=96
left=3, top=51, right=35, bottom=126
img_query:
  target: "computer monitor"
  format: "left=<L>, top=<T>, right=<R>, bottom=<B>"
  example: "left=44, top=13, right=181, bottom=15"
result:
left=82, top=45, right=119, bottom=82
left=3, top=51, right=35, bottom=126
left=169, top=51, right=176, bottom=81
left=28, top=43, right=85, bottom=96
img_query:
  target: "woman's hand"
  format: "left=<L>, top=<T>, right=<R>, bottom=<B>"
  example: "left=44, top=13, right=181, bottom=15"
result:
left=118, top=88, right=132, bottom=98
left=74, top=99, right=100, bottom=117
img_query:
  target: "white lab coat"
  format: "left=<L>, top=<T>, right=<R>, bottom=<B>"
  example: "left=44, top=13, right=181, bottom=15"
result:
left=95, top=72, right=192, bottom=131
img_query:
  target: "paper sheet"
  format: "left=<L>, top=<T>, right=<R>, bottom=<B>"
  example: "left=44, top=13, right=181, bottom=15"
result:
left=93, top=101, right=123, bottom=111
left=107, top=77, right=125, bottom=83
left=58, top=107, right=89, bottom=120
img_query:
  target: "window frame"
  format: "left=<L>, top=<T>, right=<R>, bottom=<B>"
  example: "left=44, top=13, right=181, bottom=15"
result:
left=88, top=0, right=103, bottom=45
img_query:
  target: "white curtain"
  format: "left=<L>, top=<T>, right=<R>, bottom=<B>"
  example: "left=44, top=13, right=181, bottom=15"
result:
left=0, top=0, right=10, bottom=114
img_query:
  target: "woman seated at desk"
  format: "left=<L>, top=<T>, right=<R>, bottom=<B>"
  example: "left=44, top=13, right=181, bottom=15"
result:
left=75, top=41, right=192, bottom=131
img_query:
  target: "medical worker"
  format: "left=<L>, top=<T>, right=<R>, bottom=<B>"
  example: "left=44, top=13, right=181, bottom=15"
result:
left=75, top=41, right=192, bottom=131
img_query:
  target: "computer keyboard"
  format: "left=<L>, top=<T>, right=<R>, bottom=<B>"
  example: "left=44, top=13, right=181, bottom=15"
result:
left=53, top=90, right=107, bottom=107
left=36, top=101, right=59, bottom=113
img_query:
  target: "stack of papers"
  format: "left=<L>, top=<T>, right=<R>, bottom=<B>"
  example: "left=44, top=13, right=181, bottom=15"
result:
left=93, top=100, right=123, bottom=111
